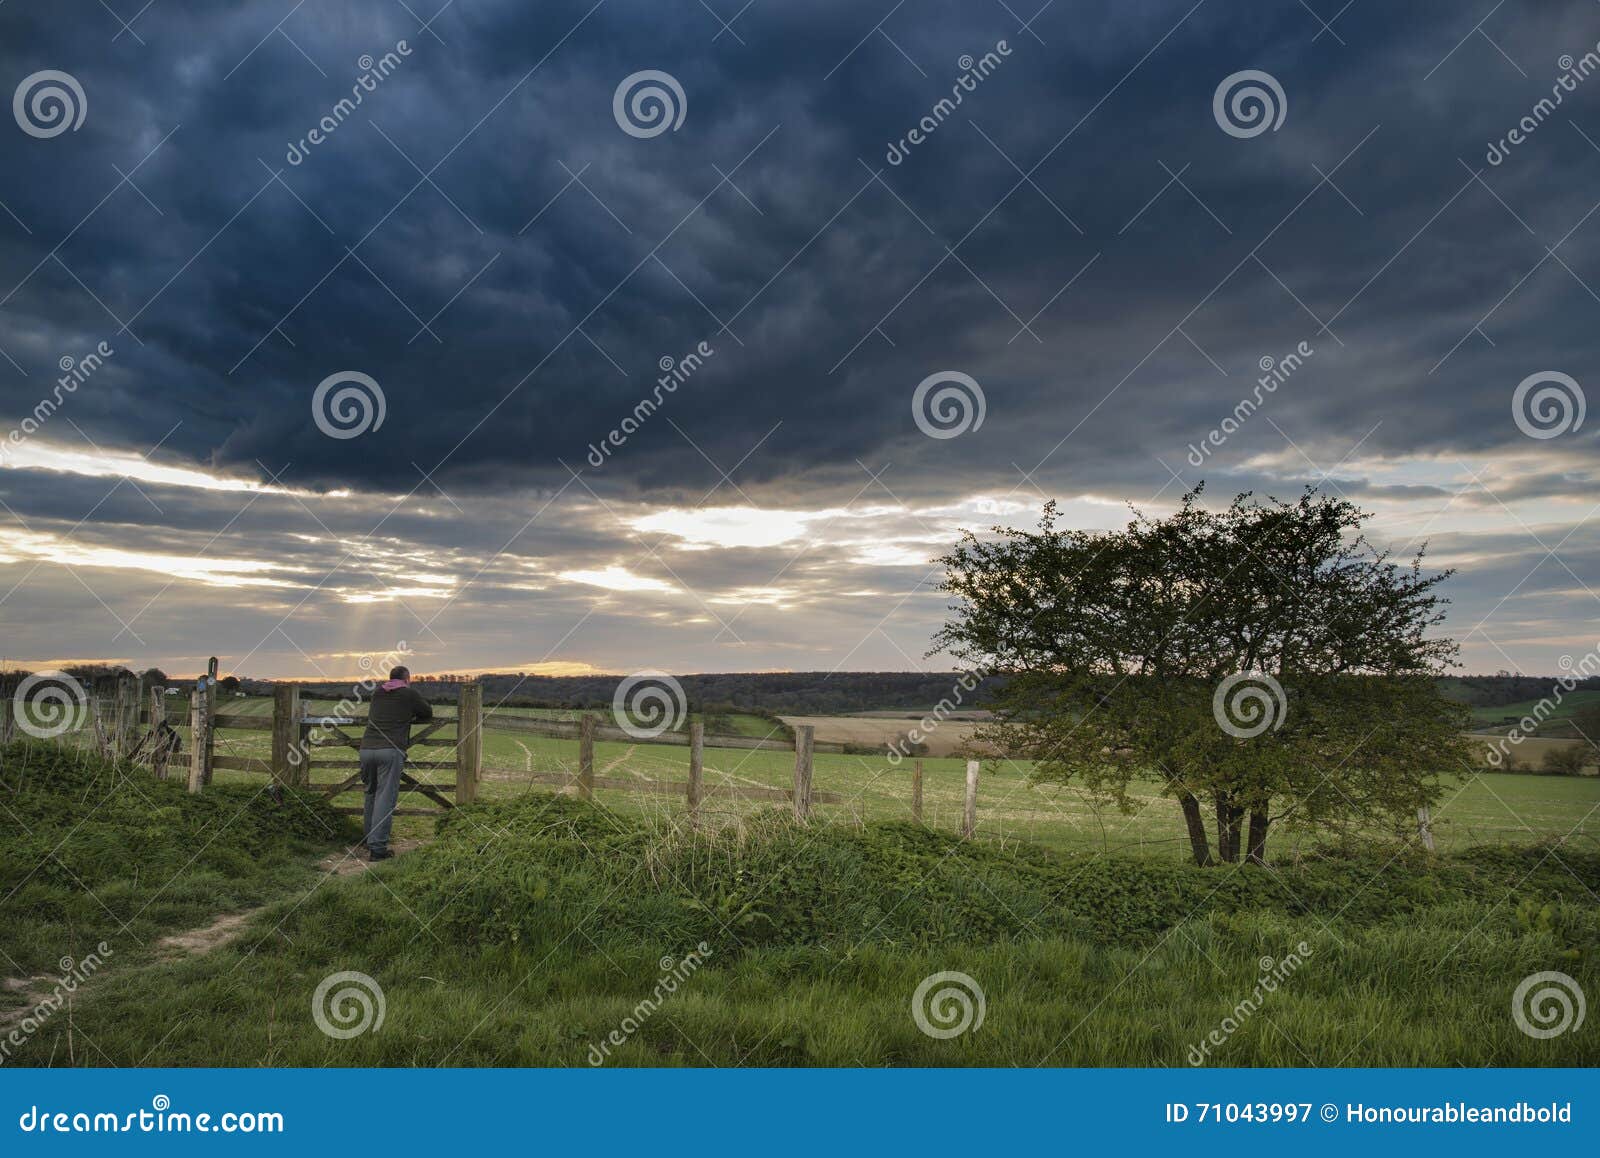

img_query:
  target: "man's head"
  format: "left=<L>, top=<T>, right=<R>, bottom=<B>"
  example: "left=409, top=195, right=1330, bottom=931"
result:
left=389, top=665, right=410, bottom=682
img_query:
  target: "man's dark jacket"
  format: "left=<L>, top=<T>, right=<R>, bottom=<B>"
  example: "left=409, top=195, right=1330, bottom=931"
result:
left=360, top=684, right=434, bottom=751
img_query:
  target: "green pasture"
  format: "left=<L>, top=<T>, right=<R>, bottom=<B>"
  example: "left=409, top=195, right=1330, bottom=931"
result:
left=73, top=695, right=1593, bottom=859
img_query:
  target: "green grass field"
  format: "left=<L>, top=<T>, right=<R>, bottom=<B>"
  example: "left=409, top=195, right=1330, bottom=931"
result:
left=1469, top=689, right=1600, bottom=737
left=4, top=743, right=1597, bottom=1068
left=39, top=695, right=1600, bottom=858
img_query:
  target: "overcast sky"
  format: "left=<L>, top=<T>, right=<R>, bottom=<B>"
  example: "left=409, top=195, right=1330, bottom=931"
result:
left=1, top=0, right=1597, bottom=679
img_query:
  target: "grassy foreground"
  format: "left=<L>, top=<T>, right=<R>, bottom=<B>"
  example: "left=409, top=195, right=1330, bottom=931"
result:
left=0, top=741, right=357, bottom=977
left=5, top=746, right=1596, bottom=1067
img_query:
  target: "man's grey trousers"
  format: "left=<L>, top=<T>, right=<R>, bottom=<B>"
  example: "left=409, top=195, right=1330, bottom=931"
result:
left=359, top=747, right=405, bottom=852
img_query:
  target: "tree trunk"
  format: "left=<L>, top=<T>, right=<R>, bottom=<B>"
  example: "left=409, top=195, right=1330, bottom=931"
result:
left=1178, top=790, right=1213, bottom=866
left=1215, top=795, right=1244, bottom=863
left=1246, top=807, right=1269, bottom=865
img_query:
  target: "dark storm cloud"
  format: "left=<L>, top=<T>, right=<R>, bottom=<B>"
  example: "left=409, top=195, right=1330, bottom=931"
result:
left=0, top=0, right=1592, bottom=503
left=4, top=0, right=1600, bottom=673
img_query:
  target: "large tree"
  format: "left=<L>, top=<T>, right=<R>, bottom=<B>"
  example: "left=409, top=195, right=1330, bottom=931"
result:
left=934, top=487, right=1471, bottom=865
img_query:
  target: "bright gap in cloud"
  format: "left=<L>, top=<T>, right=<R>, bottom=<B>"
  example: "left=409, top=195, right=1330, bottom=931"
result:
left=0, top=529, right=293, bottom=588
left=558, top=565, right=677, bottom=594
left=1, top=440, right=290, bottom=494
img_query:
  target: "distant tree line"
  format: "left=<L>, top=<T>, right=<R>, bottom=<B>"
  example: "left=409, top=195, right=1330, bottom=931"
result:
left=272, top=671, right=1010, bottom=715
left=1442, top=672, right=1600, bottom=707
left=0, top=665, right=1592, bottom=715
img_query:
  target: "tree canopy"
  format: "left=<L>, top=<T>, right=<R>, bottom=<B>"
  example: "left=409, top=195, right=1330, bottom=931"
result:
left=934, top=487, right=1471, bottom=865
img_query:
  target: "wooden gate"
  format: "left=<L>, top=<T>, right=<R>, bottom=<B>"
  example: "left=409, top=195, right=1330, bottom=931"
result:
left=169, top=679, right=482, bottom=816
left=289, top=681, right=481, bottom=817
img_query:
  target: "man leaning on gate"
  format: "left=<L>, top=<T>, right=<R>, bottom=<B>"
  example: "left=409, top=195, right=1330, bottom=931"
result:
left=358, top=665, right=433, bottom=861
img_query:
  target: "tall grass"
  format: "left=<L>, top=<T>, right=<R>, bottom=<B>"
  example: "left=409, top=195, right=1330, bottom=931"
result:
left=0, top=740, right=357, bottom=976
left=8, top=783, right=1596, bottom=1066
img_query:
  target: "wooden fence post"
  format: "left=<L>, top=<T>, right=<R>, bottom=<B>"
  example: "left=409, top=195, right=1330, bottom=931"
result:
left=577, top=713, right=595, bottom=801
left=1, top=690, right=14, bottom=745
left=687, top=720, right=704, bottom=823
left=187, top=683, right=212, bottom=793
left=912, top=759, right=924, bottom=823
left=1417, top=806, right=1435, bottom=852
left=792, top=724, right=814, bottom=821
left=270, top=684, right=300, bottom=787
left=111, top=676, right=131, bottom=760
left=124, top=677, right=141, bottom=755
left=962, top=759, right=979, bottom=839
left=89, top=686, right=112, bottom=757
left=148, top=686, right=167, bottom=779
left=456, top=681, right=481, bottom=805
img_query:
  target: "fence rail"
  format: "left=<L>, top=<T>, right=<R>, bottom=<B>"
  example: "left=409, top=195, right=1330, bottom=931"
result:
left=98, top=676, right=862, bottom=823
